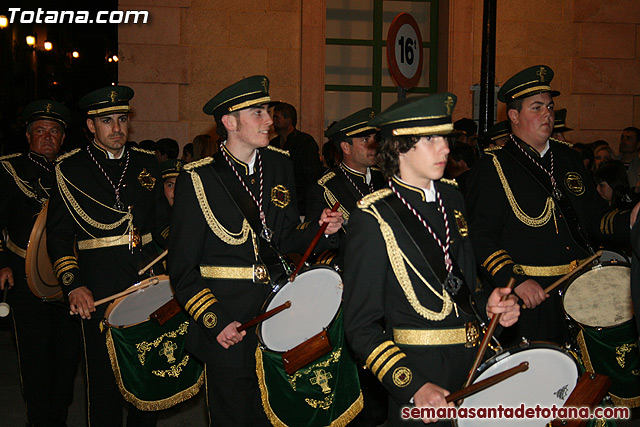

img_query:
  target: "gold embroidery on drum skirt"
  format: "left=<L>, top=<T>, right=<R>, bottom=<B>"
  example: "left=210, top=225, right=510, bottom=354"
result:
left=616, top=343, right=639, bottom=371
left=136, top=321, right=188, bottom=365
left=309, top=369, right=333, bottom=394
left=152, top=354, right=191, bottom=378
left=287, top=348, right=341, bottom=391
left=305, top=396, right=332, bottom=410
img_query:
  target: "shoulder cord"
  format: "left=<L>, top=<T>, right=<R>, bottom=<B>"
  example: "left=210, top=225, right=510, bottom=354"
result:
left=489, top=153, right=555, bottom=228
left=363, top=205, right=452, bottom=321
left=55, top=164, right=132, bottom=239
left=319, top=181, right=350, bottom=222
left=188, top=168, right=253, bottom=246
left=1, top=161, right=39, bottom=200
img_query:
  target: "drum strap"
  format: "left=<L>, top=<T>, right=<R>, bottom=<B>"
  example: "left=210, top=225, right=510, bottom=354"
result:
left=209, top=159, right=289, bottom=281
left=382, top=195, right=474, bottom=316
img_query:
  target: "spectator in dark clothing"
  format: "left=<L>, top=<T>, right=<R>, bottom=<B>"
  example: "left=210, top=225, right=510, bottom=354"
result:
left=269, top=102, right=323, bottom=216
left=182, top=142, right=194, bottom=163
left=155, top=137, right=179, bottom=162
left=446, top=141, right=476, bottom=192
left=139, top=139, right=156, bottom=151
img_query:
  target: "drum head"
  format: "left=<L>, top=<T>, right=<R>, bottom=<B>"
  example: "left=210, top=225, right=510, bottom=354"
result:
left=563, top=265, right=633, bottom=328
left=458, top=344, right=578, bottom=426
left=260, top=267, right=342, bottom=352
left=106, top=276, right=174, bottom=327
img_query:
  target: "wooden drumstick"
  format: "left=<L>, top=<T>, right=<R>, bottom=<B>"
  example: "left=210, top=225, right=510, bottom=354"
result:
left=68, top=276, right=160, bottom=315
left=463, top=278, right=516, bottom=389
left=237, top=300, right=291, bottom=332
left=521, top=250, right=602, bottom=309
left=289, top=202, right=340, bottom=282
left=138, top=249, right=168, bottom=276
left=447, top=361, right=529, bottom=403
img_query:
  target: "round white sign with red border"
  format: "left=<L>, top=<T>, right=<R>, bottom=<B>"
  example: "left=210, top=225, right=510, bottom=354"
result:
left=387, top=13, right=424, bottom=89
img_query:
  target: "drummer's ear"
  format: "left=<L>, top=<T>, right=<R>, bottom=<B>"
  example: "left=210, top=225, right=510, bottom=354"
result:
left=86, top=118, right=96, bottom=134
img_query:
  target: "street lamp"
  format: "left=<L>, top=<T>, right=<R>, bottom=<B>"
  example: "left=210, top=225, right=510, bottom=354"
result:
left=44, top=40, right=53, bottom=51
left=0, top=15, right=8, bottom=29
left=72, top=51, right=79, bottom=58
left=26, top=35, right=36, bottom=47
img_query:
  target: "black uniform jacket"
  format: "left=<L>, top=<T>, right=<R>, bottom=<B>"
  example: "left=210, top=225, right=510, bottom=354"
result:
left=169, top=145, right=335, bottom=368
left=46, top=142, right=169, bottom=314
left=343, top=178, right=483, bottom=405
left=0, top=152, right=53, bottom=294
left=465, top=136, right=630, bottom=290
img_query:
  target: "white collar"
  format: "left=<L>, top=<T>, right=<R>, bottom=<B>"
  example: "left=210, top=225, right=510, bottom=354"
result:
left=342, top=163, right=371, bottom=184
left=539, top=140, right=551, bottom=157
left=394, top=175, right=436, bottom=202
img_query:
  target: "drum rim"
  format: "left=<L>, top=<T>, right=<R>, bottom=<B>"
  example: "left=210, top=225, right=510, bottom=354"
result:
left=476, top=341, right=579, bottom=378
left=257, top=265, right=342, bottom=353
left=561, top=262, right=632, bottom=329
left=104, top=275, right=172, bottom=329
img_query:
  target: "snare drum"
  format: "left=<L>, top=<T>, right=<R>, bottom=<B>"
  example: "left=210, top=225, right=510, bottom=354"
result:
left=562, top=264, right=640, bottom=407
left=457, top=343, right=579, bottom=426
left=256, top=266, right=363, bottom=426
left=104, top=276, right=204, bottom=410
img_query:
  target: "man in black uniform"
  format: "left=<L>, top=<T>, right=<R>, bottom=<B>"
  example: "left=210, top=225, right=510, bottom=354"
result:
left=0, top=100, right=80, bottom=427
left=169, top=75, right=342, bottom=426
left=465, top=65, right=633, bottom=345
left=269, top=102, right=323, bottom=216
left=343, top=93, right=519, bottom=425
left=305, top=108, right=385, bottom=267
left=46, top=86, right=169, bottom=426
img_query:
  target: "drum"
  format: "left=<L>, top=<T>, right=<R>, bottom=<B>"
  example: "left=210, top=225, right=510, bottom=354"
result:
left=25, top=200, right=62, bottom=301
left=599, top=250, right=630, bottom=264
left=256, top=266, right=363, bottom=426
left=457, top=343, right=579, bottom=426
left=103, top=276, right=204, bottom=411
left=562, top=264, right=640, bottom=407
left=258, top=265, right=343, bottom=352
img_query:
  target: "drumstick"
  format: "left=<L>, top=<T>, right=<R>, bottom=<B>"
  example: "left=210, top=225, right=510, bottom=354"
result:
left=463, top=278, right=516, bottom=389
left=68, top=276, right=160, bottom=315
left=138, top=249, right=168, bottom=275
left=522, top=250, right=602, bottom=309
left=237, top=300, right=291, bottom=332
left=289, top=202, right=340, bottom=282
left=446, top=361, right=529, bottom=403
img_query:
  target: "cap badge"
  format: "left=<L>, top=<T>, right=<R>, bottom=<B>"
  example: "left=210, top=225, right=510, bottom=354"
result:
left=261, top=78, right=268, bottom=93
left=109, top=90, right=118, bottom=103
left=369, top=111, right=375, bottom=118
left=45, top=103, right=52, bottom=113
left=537, top=67, right=547, bottom=82
left=445, top=96, right=454, bottom=116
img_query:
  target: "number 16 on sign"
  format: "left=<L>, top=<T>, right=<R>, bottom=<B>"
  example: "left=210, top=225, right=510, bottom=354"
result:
left=387, top=13, right=424, bottom=94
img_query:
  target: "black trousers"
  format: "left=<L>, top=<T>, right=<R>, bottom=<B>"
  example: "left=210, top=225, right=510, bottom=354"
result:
left=205, top=365, right=270, bottom=427
left=81, top=320, right=158, bottom=427
left=9, top=271, right=81, bottom=427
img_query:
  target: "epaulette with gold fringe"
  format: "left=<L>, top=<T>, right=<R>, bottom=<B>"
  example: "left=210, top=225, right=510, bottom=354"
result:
left=0, top=153, right=21, bottom=161
left=358, top=188, right=392, bottom=209
left=439, top=178, right=458, bottom=188
left=550, top=137, right=573, bottom=148
left=184, top=156, right=214, bottom=171
left=266, top=145, right=290, bottom=157
left=318, top=171, right=336, bottom=185
left=56, top=148, right=81, bottom=162
left=483, top=145, right=502, bottom=153
left=131, top=146, right=156, bottom=156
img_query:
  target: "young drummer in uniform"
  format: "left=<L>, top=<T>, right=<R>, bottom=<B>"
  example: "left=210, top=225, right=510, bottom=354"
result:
left=342, top=93, right=520, bottom=425
left=169, top=75, right=342, bottom=425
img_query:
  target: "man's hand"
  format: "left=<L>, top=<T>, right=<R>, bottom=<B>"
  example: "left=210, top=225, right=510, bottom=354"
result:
left=319, top=208, right=343, bottom=235
left=514, top=279, right=547, bottom=309
left=486, top=286, right=520, bottom=327
left=216, top=321, right=246, bottom=349
left=69, top=286, right=95, bottom=319
left=0, top=267, right=14, bottom=291
left=412, top=382, right=453, bottom=424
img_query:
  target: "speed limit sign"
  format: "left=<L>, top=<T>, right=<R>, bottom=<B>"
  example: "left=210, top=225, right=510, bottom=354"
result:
left=387, top=13, right=424, bottom=89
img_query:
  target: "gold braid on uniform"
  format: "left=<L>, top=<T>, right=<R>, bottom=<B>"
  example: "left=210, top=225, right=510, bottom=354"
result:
left=55, top=163, right=133, bottom=238
left=318, top=172, right=350, bottom=221
left=188, top=169, right=253, bottom=245
left=489, top=153, right=555, bottom=228
left=361, top=203, right=452, bottom=321
left=266, top=145, right=290, bottom=157
left=1, top=158, right=41, bottom=201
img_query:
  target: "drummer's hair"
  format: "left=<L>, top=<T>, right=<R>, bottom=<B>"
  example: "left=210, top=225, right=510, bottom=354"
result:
left=377, top=134, right=454, bottom=179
